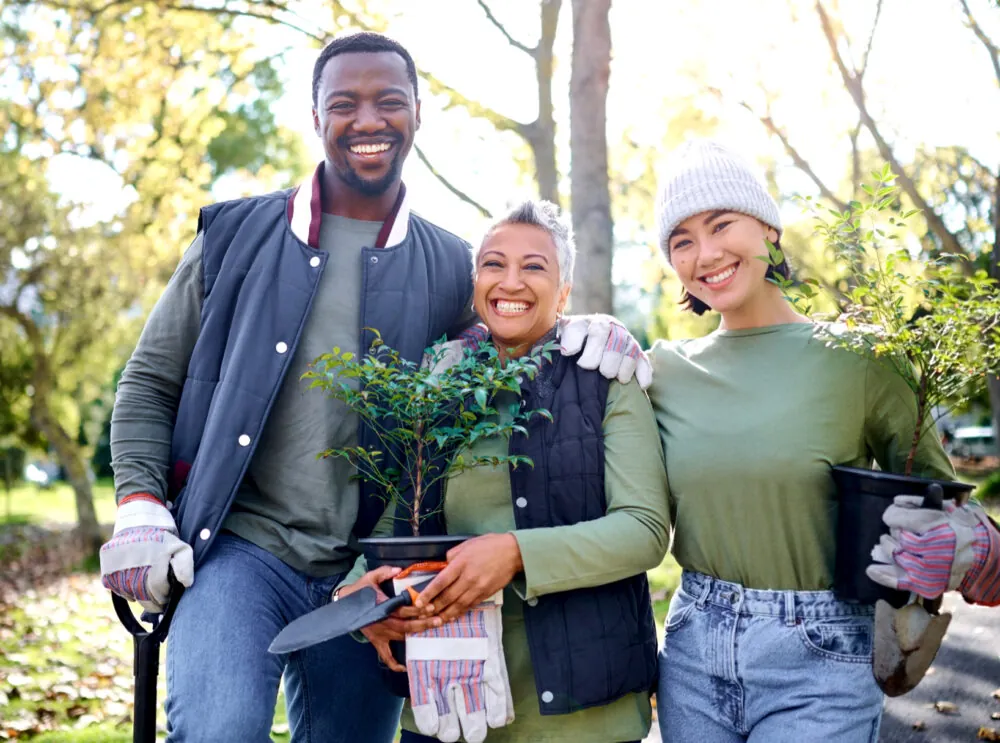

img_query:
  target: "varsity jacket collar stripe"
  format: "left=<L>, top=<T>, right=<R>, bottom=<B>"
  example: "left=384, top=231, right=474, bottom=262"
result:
left=287, top=162, right=411, bottom=249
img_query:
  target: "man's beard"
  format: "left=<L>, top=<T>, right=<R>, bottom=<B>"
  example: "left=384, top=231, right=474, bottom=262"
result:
left=335, top=148, right=404, bottom=197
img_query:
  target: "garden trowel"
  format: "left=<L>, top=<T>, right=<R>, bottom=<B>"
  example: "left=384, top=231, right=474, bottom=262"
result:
left=872, top=484, right=951, bottom=696
left=268, top=561, right=444, bottom=654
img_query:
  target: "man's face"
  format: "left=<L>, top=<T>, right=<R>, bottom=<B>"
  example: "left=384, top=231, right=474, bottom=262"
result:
left=312, top=51, right=420, bottom=197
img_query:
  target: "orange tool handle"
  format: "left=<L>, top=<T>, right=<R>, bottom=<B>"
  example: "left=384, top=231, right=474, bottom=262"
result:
left=396, top=560, right=448, bottom=580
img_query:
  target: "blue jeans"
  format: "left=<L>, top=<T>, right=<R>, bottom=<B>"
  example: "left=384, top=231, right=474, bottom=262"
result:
left=165, top=533, right=402, bottom=742
left=657, top=571, right=882, bottom=743
left=400, top=734, right=640, bottom=743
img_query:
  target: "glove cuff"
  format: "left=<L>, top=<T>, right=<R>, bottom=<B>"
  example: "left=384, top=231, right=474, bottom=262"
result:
left=114, top=492, right=177, bottom=534
left=959, top=513, right=1000, bottom=606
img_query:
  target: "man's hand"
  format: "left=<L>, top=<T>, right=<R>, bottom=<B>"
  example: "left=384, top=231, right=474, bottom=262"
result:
left=100, top=493, right=194, bottom=613
left=414, top=534, right=523, bottom=623
left=559, top=315, right=652, bottom=388
left=337, top=566, right=442, bottom=671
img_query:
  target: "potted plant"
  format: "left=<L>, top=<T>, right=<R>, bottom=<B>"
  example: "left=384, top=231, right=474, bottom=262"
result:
left=305, top=331, right=555, bottom=569
left=768, top=165, right=1000, bottom=606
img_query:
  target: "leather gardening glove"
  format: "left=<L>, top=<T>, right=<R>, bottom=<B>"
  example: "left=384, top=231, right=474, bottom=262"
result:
left=558, top=314, right=652, bottom=389
left=867, top=495, right=996, bottom=602
left=99, top=493, right=194, bottom=613
left=397, top=572, right=513, bottom=743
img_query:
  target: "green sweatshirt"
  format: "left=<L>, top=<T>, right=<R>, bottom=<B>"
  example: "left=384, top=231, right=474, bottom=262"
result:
left=647, top=321, right=955, bottom=591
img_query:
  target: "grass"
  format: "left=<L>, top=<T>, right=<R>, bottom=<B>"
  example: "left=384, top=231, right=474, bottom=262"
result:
left=1, top=479, right=118, bottom=527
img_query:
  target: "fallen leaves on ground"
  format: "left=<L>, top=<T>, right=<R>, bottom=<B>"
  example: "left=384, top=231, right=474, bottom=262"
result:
left=978, top=727, right=1000, bottom=741
left=933, top=701, right=959, bottom=715
left=0, top=572, right=139, bottom=739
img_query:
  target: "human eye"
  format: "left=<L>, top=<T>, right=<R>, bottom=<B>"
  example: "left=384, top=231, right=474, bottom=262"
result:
left=328, top=100, right=354, bottom=112
left=670, top=238, right=692, bottom=251
left=480, top=259, right=503, bottom=268
left=712, top=220, right=733, bottom=233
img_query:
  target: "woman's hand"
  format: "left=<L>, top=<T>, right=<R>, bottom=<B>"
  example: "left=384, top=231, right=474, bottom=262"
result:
left=337, top=566, right=442, bottom=671
left=413, top=533, right=524, bottom=623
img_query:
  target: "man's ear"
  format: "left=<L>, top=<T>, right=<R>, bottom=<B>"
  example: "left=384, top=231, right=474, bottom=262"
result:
left=415, top=99, right=422, bottom=132
left=312, top=107, right=321, bottom=137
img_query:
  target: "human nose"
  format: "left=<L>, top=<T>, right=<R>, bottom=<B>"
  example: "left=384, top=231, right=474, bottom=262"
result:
left=353, top=101, right=385, bottom=133
left=696, top=235, right=725, bottom=267
left=498, top=265, right=525, bottom=292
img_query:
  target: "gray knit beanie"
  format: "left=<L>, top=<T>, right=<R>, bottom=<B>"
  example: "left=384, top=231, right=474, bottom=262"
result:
left=655, top=140, right=782, bottom=262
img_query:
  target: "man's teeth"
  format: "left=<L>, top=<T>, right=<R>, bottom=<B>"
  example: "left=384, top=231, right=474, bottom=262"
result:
left=495, top=300, right=530, bottom=314
left=350, top=142, right=392, bottom=155
left=703, top=265, right=737, bottom=285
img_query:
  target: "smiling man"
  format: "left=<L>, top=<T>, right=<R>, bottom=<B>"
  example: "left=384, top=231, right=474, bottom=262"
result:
left=99, top=32, right=648, bottom=743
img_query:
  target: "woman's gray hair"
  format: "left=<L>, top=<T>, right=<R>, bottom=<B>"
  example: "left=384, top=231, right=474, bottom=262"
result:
left=479, top=199, right=576, bottom=285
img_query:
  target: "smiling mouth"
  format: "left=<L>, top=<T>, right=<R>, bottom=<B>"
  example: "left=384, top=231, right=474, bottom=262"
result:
left=492, top=299, right=533, bottom=316
left=349, top=141, right=394, bottom=157
left=699, top=263, right=739, bottom=287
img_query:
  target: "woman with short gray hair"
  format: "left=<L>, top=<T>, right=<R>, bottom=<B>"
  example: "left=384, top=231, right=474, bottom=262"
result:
left=346, top=199, right=670, bottom=742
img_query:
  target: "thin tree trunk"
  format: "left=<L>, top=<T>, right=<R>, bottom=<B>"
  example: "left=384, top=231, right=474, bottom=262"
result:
left=569, top=0, right=614, bottom=314
left=30, top=379, right=102, bottom=556
left=532, top=0, right=561, bottom=205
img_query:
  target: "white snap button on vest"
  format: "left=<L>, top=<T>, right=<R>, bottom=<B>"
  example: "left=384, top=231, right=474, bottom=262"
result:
left=309, top=256, right=321, bottom=268
left=238, top=434, right=251, bottom=447
left=515, top=497, right=528, bottom=508
left=541, top=691, right=554, bottom=703
left=526, top=597, right=538, bottom=607
left=275, top=342, right=288, bottom=354
left=199, top=528, right=211, bottom=540
left=370, top=256, right=378, bottom=264
left=165, top=501, right=174, bottom=511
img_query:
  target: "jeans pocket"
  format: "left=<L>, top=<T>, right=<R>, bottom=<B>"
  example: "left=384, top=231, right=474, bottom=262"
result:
left=664, top=589, right=697, bottom=634
left=796, top=616, right=873, bottom=663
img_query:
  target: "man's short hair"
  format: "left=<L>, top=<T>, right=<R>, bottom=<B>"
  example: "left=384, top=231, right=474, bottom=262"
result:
left=312, top=32, right=419, bottom=107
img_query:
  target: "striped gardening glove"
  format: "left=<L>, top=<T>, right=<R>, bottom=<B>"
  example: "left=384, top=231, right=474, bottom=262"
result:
left=867, top=495, right=999, bottom=604
left=396, top=572, right=512, bottom=743
left=558, top=314, right=652, bottom=389
left=959, top=515, right=1000, bottom=606
left=99, top=493, right=194, bottom=613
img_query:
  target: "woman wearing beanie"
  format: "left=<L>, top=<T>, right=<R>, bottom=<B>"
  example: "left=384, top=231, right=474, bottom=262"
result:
left=647, top=140, right=955, bottom=741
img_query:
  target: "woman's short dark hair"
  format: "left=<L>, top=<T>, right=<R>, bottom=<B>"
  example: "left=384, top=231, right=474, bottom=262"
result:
left=679, top=238, right=793, bottom=315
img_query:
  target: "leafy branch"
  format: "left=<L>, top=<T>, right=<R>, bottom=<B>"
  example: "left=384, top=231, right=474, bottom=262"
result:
left=769, top=165, right=1000, bottom=475
left=304, top=332, right=556, bottom=535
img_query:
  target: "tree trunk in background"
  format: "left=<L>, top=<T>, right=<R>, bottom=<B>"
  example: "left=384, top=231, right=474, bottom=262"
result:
left=529, top=0, right=561, bottom=205
left=568, top=0, right=614, bottom=314
left=30, top=371, right=102, bottom=557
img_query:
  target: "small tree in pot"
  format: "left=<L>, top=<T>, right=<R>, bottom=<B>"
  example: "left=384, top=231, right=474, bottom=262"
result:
left=305, top=331, right=555, bottom=566
left=769, top=166, right=1000, bottom=695
left=771, top=166, right=1000, bottom=600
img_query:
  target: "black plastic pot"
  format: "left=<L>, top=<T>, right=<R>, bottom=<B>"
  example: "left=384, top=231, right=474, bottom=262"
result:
left=358, top=534, right=470, bottom=697
left=359, top=534, right=469, bottom=570
left=832, top=465, right=974, bottom=607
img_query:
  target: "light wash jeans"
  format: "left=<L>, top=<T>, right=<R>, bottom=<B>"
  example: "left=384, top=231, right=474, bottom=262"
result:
left=657, top=571, right=882, bottom=743
left=165, top=533, right=403, bottom=742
